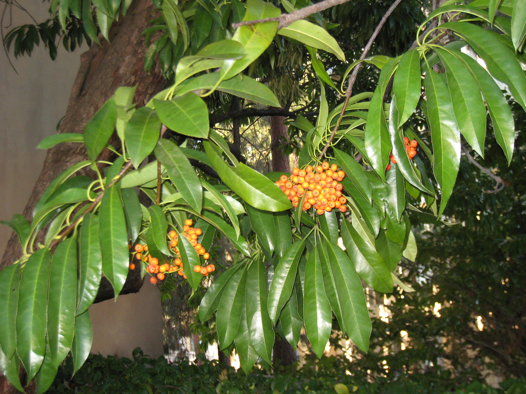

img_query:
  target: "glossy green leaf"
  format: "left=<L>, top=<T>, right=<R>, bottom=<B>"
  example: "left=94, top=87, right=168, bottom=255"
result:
left=96, top=7, right=113, bottom=43
left=0, top=214, right=30, bottom=250
left=304, top=248, right=332, bottom=358
left=154, top=93, right=209, bottom=139
left=279, top=285, right=303, bottom=348
left=376, top=229, right=402, bottom=272
left=512, top=0, right=526, bottom=51
left=162, top=0, right=179, bottom=45
left=454, top=51, right=515, bottom=164
left=402, top=230, right=418, bottom=262
left=59, top=0, right=72, bottom=30
left=319, top=210, right=339, bottom=245
left=35, top=342, right=58, bottom=394
left=424, top=69, right=461, bottom=217
left=148, top=205, right=171, bottom=255
left=441, top=21, right=526, bottom=112
left=77, top=213, right=102, bottom=315
left=48, top=236, right=77, bottom=368
left=385, top=163, right=405, bottom=222
left=341, top=219, right=392, bottom=293
left=217, top=265, right=247, bottom=349
left=83, top=97, right=117, bottom=162
left=0, top=264, right=21, bottom=359
left=200, top=211, right=249, bottom=256
left=178, top=232, right=202, bottom=294
left=279, top=20, right=345, bottom=61
left=334, top=148, right=372, bottom=203
left=122, top=188, right=142, bottom=244
left=245, top=204, right=276, bottom=255
left=16, top=248, right=51, bottom=381
left=341, top=178, right=381, bottom=237
left=194, top=5, right=213, bottom=47
left=246, top=258, right=274, bottom=364
left=0, top=348, right=23, bottom=393
left=156, top=142, right=203, bottom=212
left=318, top=242, right=345, bottom=331
left=307, top=47, right=339, bottom=91
left=199, top=264, right=244, bottom=322
left=100, top=184, right=129, bottom=298
left=125, top=107, right=161, bottom=168
left=268, top=240, right=305, bottom=324
left=37, top=133, right=84, bottom=150
left=202, top=180, right=240, bottom=238
left=224, top=0, right=279, bottom=79
left=234, top=301, right=259, bottom=373
left=71, top=310, right=93, bottom=376
left=436, top=47, right=486, bottom=156
left=273, top=211, right=293, bottom=260
left=176, top=73, right=281, bottom=107
left=324, top=240, right=371, bottom=352
left=82, top=0, right=99, bottom=44
left=393, top=49, right=421, bottom=127
left=115, top=86, right=137, bottom=142
left=204, top=141, right=291, bottom=212
left=121, top=161, right=158, bottom=189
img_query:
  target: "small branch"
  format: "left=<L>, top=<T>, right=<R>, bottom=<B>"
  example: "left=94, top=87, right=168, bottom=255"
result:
left=49, top=160, right=134, bottom=250
left=209, top=107, right=295, bottom=126
left=317, top=0, right=403, bottom=160
left=461, top=146, right=506, bottom=194
left=232, top=0, right=351, bottom=30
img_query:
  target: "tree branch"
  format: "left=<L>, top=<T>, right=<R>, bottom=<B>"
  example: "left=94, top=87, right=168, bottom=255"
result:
left=231, top=0, right=352, bottom=30
left=461, top=146, right=507, bottom=194
left=317, top=0, right=403, bottom=159
left=209, top=107, right=296, bottom=126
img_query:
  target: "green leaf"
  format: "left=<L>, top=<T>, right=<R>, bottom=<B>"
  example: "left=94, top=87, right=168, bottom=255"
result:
left=121, top=160, right=158, bottom=189
left=385, top=163, right=405, bottom=222
left=0, top=348, right=24, bottom=393
left=333, top=148, right=372, bottom=203
left=279, top=20, right=345, bottom=61
left=83, top=97, right=117, bottom=162
left=77, top=213, right=102, bottom=315
left=511, top=0, right=526, bottom=51
left=279, top=285, right=303, bottom=348
left=162, top=0, right=179, bottom=46
left=245, top=204, right=276, bottom=255
left=318, top=242, right=344, bottom=330
left=304, top=248, right=332, bottom=358
left=273, top=211, right=293, bottom=261
left=71, top=310, right=93, bottom=376
left=268, top=240, right=305, bottom=324
left=435, top=47, right=486, bottom=156
left=0, top=264, right=21, bottom=359
left=216, top=265, right=247, bottom=349
left=180, top=147, right=214, bottom=168
left=35, top=343, right=57, bottom=394
left=393, top=49, right=421, bottom=127
left=37, top=133, right=84, bottom=150
left=0, top=214, right=30, bottom=250
left=324, top=240, right=371, bottom=352
left=96, top=7, right=113, bottom=42
left=341, top=178, right=381, bottom=236
left=453, top=51, right=515, bottom=164
left=201, top=211, right=250, bottom=256
left=17, top=248, right=51, bottom=381
left=148, top=205, right=171, bottom=256
left=165, top=0, right=189, bottom=50
left=307, top=47, right=339, bottom=91
left=48, top=236, right=77, bottom=368
left=194, top=6, right=213, bottom=47
left=82, top=0, right=100, bottom=44
left=199, top=264, right=244, bottom=322
left=59, top=0, right=72, bottom=30
left=176, top=73, right=281, bottom=107
left=376, top=229, right=402, bottom=272
left=246, top=258, right=274, bottom=364
left=202, top=180, right=240, bottom=238
left=234, top=301, right=259, bottom=373
left=224, top=0, right=280, bottom=79
left=122, top=188, right=142, bottom=244
left=402, top=230, right=418, bottom=262
left=125, top=107, right=161, bottom=168
left=155, top=139, right=203, bottom=213
left=154, top=93, right=209, bottom=139
left=424, top=69, right=461, bottom=217
left=204, top=141, right=291, bottom=212
left=178, top=232, right=202, bottom=294
left=441, top=21, right=526, bottom=112
left=100, top=184, right=129, bottom=298
left=319, top=210, right=339, bottom=245
left=341, top=219, right=392, bottom=293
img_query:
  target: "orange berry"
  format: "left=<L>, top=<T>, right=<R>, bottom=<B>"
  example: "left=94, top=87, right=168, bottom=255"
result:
left=129, top=263, right=136, bottom=270
left=280, top=175, right=288, bottom=182
left=178, top=270, right=184, bottom=276
left=203, top=253, right=210, bottom=260
left=299, top=169, right=306, bottom=177
left=409, top=150, right=417, bottom=159
left=387, top=163, right=392, bottom=171
left=136, top=253, right=142, bottom=260
left=190, top=240, right=198, bottom=247
left=150, top=257, right=159, bottom=266
left=339, top=205, right=347, bottom=213
left=150, top=277, right=158, bottom=285
left=194, top=265, right=201, bottom=273
left=183, top=225, right=190, bottom=232
left=410, top=140, right=418, bottom=148
left=174, top=258, right=182, bottom=266
left=292, top=168, right=300, bottom=175
left=331, top=164, right=338, bottom=172
left=338, top=170, right=345, bottom=179
left=325, top=206, right=332, bottom=212
left=315, top=165, right=323, bottom=173
left=195, top=228, right=203, bottom=236
left=168, top=230, right=177, bottom=239
left=170, top=240, right=178, bottom=248
left=157, top=273, right=165, bottom=281
left=404, top=136, right=409, bottom=145
left=335, top=184, right=343, bottom=191
left=206, top=265, right=214, bottom=273
left=200, top=267, right=208, bottom=275
left=185, top=219, right=193, bottom=226
left=321, top=162, right=329, bottom=170
left=147, top=265, right=156, bottom=273
left=391, top=156, right=397, bottom=164
left=326, top=170, right=333, bottom=178
left=339, top=197, right=347, bottom=204
left=144, top=245, right=149, bottom=251
left=134, top=244, right=144, bottom=253
left=160, top=265, right=167, bottom=273
left=286, top=181, right=293, bottom=189
left=306, top=165, right=313, bottom=173
left=316, top=209, right=325, bottom=215
left=198, top=248, right=206, bottom=255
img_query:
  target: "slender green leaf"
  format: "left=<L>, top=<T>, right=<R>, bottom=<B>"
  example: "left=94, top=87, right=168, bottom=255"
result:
left=341, top=179, right=381, bottom=236
left=0, top=348, right=24, bottom=393
left=125, top=107, right=161, bottom=168
left=234, top=301, right=259, bottom=373
left=154, top=93, right=209, bottom=139
left=0, top=214, right=30, bottom=250
left=279, top=285, right=303, bottom=348
left=178, top=232, right=202, bottom=294
left=0, top=264, right=21, bottom=359
left=148, top=205, right=171, bottom=255
left=376, top=229, right=402, bottom=272
left=122, top=188, right=142, bottom=244
left=318, top=242, right=345, bottom=331
left=96, top=7, right=113, bottom=42
left=217, top=265, right=247, bottom=349
left=35, top=343, right=58, bottom=394
left=194, top=6, right=213, bottom=47
left=200, top=211, right=249, bottom=255
left=334, top=148, right=372, bottom=203
left=393, top=49, right=421, bottom=127
left=202, top=180, right=240, bottom=238
left=511, top=0, right=526, bottom=51
left=385, top=162, right=405, bottom=222
left=245, top=204, right=276, bottom=255
left=82, top=0, right=100, bottom=44
left=83, top=97, right=117, bottom=162
left=71, top=310, right=93, bottom=376
left=121, top=161, right=158, bottom=189
left=37, top=133, right=84, bottom=150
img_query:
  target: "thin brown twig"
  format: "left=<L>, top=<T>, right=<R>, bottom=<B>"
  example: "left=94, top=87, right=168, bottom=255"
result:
left=461, top=145, right=506, bottom=194
left=232, top=0, right=351, bottom=30
left=317, top=0, right=403, bottom=160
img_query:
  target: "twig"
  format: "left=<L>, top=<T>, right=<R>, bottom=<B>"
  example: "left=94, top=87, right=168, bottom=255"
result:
left=49, top=160, right=134, bottom=250
left=232, top=0, right=351, bottom=30
left=317, top=0, right=403, bottom=160
left=461, top=146, right=506, bottom=194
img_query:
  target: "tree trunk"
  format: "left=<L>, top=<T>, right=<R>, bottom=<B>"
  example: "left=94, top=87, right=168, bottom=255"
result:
left=162, top=284, right=194, bottom=362
left=270, top=114, right=296, bottom=368
left=1, top=1, right=167, bottom=390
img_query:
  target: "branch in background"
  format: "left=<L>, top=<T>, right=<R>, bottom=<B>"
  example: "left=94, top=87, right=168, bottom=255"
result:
left=189, top=159, right=220, bottom=180
left=209, top=107, right=296, bottom=126
left=231, top=0, right=351, bottom=30
left=317, top=0, right=403, bottom=159
left=461, top=146, right=506, bottom=194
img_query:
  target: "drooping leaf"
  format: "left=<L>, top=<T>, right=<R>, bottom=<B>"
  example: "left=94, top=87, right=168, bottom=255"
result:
left=333, top=148, right=372, bottom=203
left=511, top=0, right=526, bottom=51
left=318, top=242, right=345, bottom=331
left=376, top=229, right=402, bottom=272
left=154, top=93, right=209, bottom=139
left=194, top=5, right=213, bottom=47
left=342, top=178, right=381, bottom=236
left=201, top=210, right=250, bottom=256
left=273, top=211, right=293, bottom=261
left=71, top=310, right=93, bottom=376
left=37, top=133, right=84, bottom=150
left=234, top=301, right=259, bottom=373
left=121, top=160, right=158, bottom=189
left=35, top=343, right=58, bottom=394
left=0, top=264, right=21, bottom=359
left=16, top=248, right=51, bottom=381
left=96, top=7, right=113, bottom=44
left=99, top=184, right=129, bottom=298
left=0, top=214, right=30, bottom=250
left=122, top=188, right=142, bottom=244
left=83, top=97, right=117, bottom=162
left=279, top=20, right=345, bottom=61
left=279, top=285, right=303, bottom=348
left=393, top=49, right=421, bottom=127
left=177, top=232, right=202, bottom=294
left=125, top=107, right=161, bottom=168
left=304, top=248, right=332, bottom=358
left=319, top=210, right=339, bottom=245
left=148, top=205, right=171, bottom=256
left=202, top=180, right=240, bottom=238
left=82, top=0, right=99, bottom=44
left=385, top=162, right=405, bottom=222
left=0, top=348, right=24, bottom=393
left=245, top=204, right=276, bottom=255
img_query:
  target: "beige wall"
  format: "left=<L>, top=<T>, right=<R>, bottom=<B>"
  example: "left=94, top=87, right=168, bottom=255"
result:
left=0, top=1, right=164, bottom=360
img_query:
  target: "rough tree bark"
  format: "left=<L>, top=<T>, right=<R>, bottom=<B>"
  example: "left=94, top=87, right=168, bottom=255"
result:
left=1, top=1, right=167, bottom=390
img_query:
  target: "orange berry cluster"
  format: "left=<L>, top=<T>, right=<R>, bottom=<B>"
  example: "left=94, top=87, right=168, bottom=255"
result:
left=387, top=137, right=419, bottom=171
left=275, top=162, right=348, bottom=215
left=130, top=219, right=214, bottom=285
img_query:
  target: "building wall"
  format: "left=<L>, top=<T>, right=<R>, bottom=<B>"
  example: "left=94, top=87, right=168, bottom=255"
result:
left=0, top=1, right=164, bottom=360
